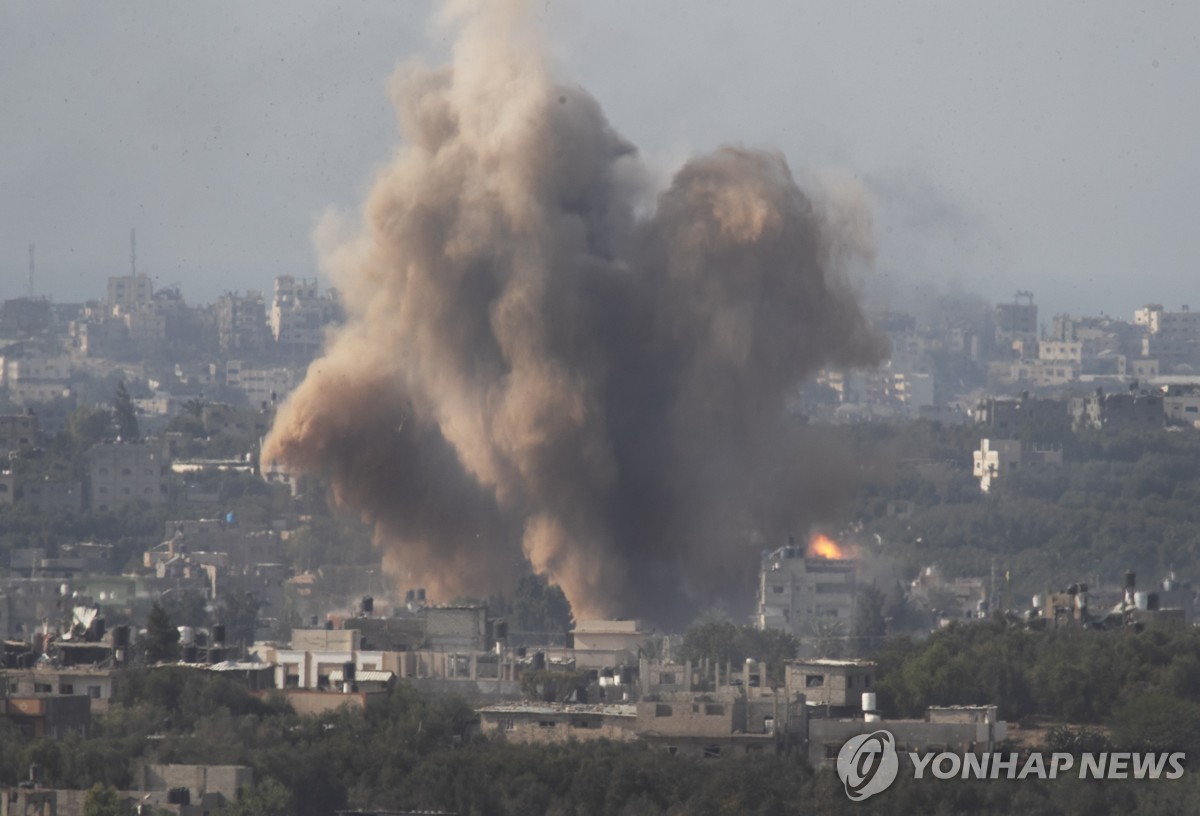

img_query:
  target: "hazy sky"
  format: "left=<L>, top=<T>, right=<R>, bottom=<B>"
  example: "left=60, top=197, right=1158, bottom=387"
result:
left=3, top=1, right=1198, bottom=321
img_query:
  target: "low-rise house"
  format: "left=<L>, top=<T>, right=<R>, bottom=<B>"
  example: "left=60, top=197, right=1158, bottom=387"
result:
left=1, top=694, right=90, bottom=739
left=570, top=620, right=646, bottom=671
left=635, top=689, right=805, bottom=759
left=3, top=667, right=119, bottom=712
left=786, top=659, right=876, bottom=715
left=807, top=705, right=1007, bottom=769
left=478, top=702, right=637, bottom=744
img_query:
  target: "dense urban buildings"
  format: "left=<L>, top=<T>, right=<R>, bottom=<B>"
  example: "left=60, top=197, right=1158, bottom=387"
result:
left=2, top=277, right=1200, bottom=813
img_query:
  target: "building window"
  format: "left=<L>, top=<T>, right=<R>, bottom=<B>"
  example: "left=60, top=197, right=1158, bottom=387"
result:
left=805, top=674, right=825, bottom=688
left=655, top=704, right=673, bottom=717
left=659, top=672, right=675, bottom=685
left=704, top=704, right=725, bottom=716
left=34, top=683, right=52, bottom=693
left=89, top=686, right=102, bottom=699
left=500, top=719, right=515, bottom=731
left=537, top=720, right=557, bottom=729
left=59, top=684, right=73, bottom=695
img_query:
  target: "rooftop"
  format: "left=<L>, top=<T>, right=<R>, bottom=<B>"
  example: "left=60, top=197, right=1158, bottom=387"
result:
left=477, top=702, right=636, bottom=718
left=329, top=669, right=394, bottom=684
left=787, top=658, right=877, bottom=668
left=572, top=620, right=643, bottom=634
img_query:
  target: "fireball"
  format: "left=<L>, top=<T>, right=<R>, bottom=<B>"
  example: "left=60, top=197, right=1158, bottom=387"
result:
left=809, top=533, right=846, bottom=559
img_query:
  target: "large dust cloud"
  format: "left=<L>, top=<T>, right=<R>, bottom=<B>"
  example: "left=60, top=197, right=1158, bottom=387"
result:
left=262, top=0, right=888, bottom=622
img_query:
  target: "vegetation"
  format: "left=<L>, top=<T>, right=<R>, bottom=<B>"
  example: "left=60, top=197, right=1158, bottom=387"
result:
left=83, top=782, right=131, bottom=816
left=488, top=573, right=574, bottom=635
left=875, top=618, right=1200, bottom=740
left=141, top=603, right=181, bottom=663
left=841, top=423, right=1200, bottom=605
left=112, top=381, right=139, bottom=442
left=3, top=413, right=1200, bottom=812
left=0, top=663, right=1197, bottom=816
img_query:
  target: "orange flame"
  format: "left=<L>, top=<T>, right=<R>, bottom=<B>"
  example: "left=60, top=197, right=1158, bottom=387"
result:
left=808, top=533, right=846, bottom=560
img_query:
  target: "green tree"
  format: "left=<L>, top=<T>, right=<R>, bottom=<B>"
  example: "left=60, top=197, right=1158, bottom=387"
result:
left=142, top=602, right=180, bottom=663
left=113, top=380, right=139, bottom=441
left=68, top=405, right=113, bottom=452
left=225, top=778, right=294, bottom=816
left=219, top=591, right=262, bottom=646
left=852, top=584, right=888, bottom=656
left=510, top=574, right=573, bottom=634
left=83, top=783, right=130, bottom=816
left=183, top=396, right=205, bottom=419
left=1111, top=693, right=1200, bottom=754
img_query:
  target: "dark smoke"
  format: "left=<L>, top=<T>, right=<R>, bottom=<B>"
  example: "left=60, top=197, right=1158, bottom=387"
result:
left=262, top=0, right=888, bottom=623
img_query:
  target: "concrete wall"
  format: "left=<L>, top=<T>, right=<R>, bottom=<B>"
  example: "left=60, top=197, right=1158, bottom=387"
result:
left=808, top=719, right=1003, bottom=769
left=405, top=677, right=522, bottom=701
left=3, top=669, right=116, bottom=712
left=140, top=763, right=253, bottom=801
left=786, top=661, right=875, bottom=708
left=2, top=695, right=90, bottom=739
left=290, top=628, right=358, bottom=652
left=479, top=707, right=637, bottom=745
left=636, top=693, right=745, bottom=739
left=424, top=607, right=487, bottom=651
left=277, top=689, right=384, bottom=716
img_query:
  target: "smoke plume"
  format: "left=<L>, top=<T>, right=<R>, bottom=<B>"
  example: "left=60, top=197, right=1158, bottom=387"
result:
left=262, top=0, right=888, bottom=622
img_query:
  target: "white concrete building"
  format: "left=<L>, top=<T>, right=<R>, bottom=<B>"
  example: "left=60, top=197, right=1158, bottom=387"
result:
left=973, top=439, right=1022, bottom=493
left=757, top=541, right=857, bottom=641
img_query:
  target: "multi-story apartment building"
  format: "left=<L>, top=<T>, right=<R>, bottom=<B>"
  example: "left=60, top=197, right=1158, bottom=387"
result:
left=87, top=442, right=168, bottom=511
left=757, top=540, right=857, bottom=642
left=0, top=413, right=38, bottom=454
left=1134, top=304, right=1200, bottom=367
left=268, top=276, right=338, bottom=359
left=1, top=356, right=72, bottom=405
left=225, top=361, right=297, bottom=409
left=216, top=292, right=268, bottom=354
left=106, top=274, right=153, bottom=309
left=994, top=298, right=1038, bottom=353
left=1069, top=390, right=1164, bottom=432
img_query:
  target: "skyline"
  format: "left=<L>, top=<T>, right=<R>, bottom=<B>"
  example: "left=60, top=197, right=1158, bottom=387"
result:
left=3, top=1, right=1198, bottom=321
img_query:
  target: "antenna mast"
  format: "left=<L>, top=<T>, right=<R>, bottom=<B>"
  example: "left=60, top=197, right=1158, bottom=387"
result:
left=130, top=228, right=137, bottom=276
left=28, top=243, right=35, bottom=298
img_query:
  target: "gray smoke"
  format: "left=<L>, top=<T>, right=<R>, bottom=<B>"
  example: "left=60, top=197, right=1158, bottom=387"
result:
left=262, top=0, right=888, bottom=622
